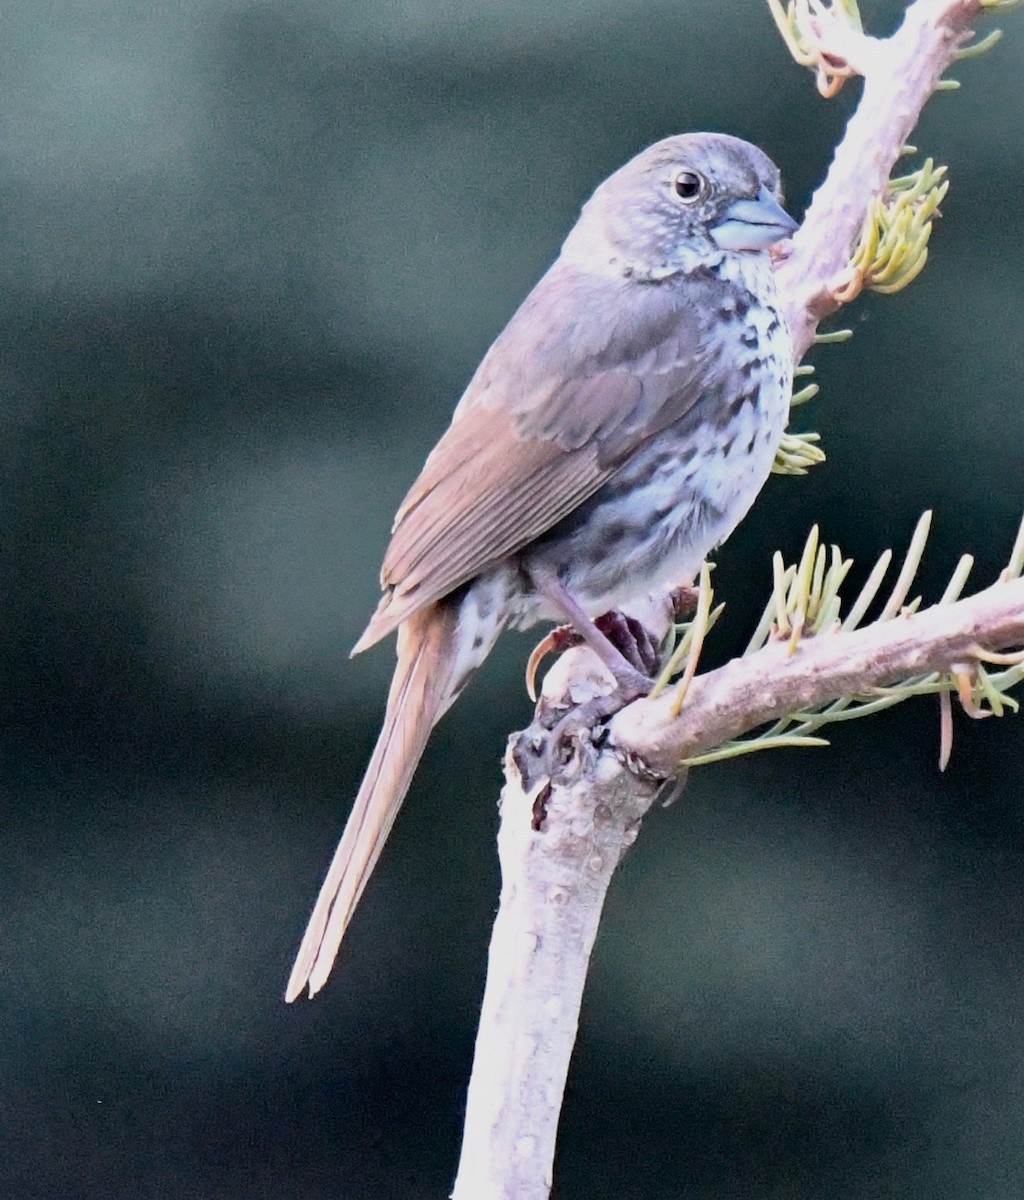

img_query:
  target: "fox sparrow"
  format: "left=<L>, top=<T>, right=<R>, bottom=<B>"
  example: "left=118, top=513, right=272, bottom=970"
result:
left=287, top=131, right=797, bottom=1000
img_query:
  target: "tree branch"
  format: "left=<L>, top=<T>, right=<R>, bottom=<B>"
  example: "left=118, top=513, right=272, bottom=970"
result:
left=451, top=725, right=660, bottom=1200
left=452, top=3, right=1018, bottom=1197
left=452, top=595, right=675, bottom=1200
left=611, top=575, right=1024, bottom=776
left=775, top=0, right=986, bottom=354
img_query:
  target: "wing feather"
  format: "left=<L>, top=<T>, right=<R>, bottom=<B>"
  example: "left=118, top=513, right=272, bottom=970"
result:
left=354, top=259, right=725, bottom=651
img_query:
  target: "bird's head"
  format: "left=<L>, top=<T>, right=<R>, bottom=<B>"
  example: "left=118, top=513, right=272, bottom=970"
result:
left=561, top=132, right=798, bottom=279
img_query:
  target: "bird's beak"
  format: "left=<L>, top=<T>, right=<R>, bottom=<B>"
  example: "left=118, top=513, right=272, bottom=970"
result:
left=710, top=185, right=799, bottom=252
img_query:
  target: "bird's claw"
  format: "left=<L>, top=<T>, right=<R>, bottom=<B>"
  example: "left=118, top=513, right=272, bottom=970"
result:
left=525, top=624, right=580, bottom=701
left=526, top=607, right=669, bottom=702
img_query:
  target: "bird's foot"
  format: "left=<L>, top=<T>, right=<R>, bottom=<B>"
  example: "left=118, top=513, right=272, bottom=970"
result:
left=525, top=608, right=665, bottom=702
left=594, top=610, right=660, bottom=676
left=523, top=567, right=708, bottom=703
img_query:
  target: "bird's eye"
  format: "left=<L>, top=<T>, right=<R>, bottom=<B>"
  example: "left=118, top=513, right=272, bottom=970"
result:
left=672, top=169, right=705, bottom=203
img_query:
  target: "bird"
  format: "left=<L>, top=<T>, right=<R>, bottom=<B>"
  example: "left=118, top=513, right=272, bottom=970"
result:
left=286, top=131, right=797, bottom=1001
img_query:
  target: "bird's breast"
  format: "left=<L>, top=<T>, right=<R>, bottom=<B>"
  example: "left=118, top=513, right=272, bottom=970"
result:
left=515, top=254, right=792, bottom=624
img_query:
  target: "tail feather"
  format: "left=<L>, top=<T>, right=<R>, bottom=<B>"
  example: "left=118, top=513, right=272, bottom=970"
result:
left=286, top=597, right=483, bottom=1001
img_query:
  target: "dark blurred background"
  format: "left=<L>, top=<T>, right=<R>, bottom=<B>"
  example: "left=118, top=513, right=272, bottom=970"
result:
left=3, top=2, right=1024, bottom=1197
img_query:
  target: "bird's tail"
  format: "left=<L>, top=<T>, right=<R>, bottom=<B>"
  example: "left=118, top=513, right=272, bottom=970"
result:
left=285, top=589, right=503, bottom=1001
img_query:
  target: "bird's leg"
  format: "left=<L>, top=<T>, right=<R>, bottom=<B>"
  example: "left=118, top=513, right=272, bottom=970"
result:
left=525, top=614, right=655, bottom=701
left=525, top=580, right=704, bottom=699
left=526, top=566, right=652, bottom=697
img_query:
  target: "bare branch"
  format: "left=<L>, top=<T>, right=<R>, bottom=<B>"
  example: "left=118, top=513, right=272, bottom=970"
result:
left=451, top=738, right=659, bottom=1200
left=453, top=595, right=677, bottom=1200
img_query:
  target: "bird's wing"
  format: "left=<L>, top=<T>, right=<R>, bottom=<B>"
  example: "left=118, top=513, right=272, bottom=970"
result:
left=354, top=262, right=723, bottom=651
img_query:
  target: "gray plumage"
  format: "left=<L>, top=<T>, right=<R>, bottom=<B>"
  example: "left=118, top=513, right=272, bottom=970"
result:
left=288, top=132, right=797, bottom=1000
